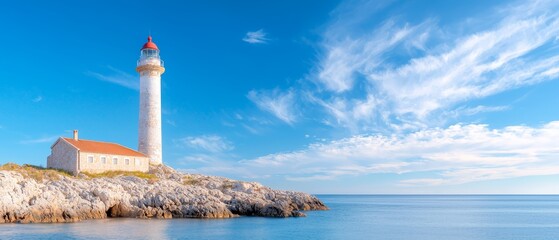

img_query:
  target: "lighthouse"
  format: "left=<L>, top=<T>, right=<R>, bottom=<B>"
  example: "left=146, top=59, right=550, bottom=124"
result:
left=136, top=36, right=165, bottom=165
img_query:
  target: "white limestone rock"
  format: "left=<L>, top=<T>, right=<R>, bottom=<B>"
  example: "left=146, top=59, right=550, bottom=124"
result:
left=0, top=165, right=327, bottom=223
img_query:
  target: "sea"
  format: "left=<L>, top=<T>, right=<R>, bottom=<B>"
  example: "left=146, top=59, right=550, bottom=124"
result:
left=1, top=195, right=559, bottom=240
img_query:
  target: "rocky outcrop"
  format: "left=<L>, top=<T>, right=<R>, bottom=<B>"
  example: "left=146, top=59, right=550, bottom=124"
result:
left=0, top=165, right=327, bottom=223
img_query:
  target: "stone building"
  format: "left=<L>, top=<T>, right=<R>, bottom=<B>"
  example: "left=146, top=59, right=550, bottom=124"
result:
left=47, top=131, right=149, bottom=174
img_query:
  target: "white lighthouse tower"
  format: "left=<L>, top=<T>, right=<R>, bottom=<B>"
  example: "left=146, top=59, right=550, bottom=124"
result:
left=136, top=36, right=165, bottom=165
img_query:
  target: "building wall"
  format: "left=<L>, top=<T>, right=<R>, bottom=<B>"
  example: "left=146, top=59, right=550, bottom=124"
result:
left=78, top=152, right=149, bottom=173
left=47, top=139, right=79, bottom=174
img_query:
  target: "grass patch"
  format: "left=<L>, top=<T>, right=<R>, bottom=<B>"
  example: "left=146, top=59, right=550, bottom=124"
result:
left=221, top=181, right=234, bottom=190
left=0, top=163, right=157, bottom=182
left=0, top=163, right=72, bottom=182
left=182, top=175, right=200, bottom=185
left=83, top=170, right=157, bottom=180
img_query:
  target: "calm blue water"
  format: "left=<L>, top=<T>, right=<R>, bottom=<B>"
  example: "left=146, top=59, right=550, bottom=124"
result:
left=1, top=195, right=559, bottom=239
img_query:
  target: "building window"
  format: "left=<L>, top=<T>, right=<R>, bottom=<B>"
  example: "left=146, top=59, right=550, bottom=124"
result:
left=101, top=156, right=107, bottom=164
left=87, top=155, right=94, bottom=164
left=113, top=157, right=118, bottom=165
left=125, top=158, right=130, bottom=165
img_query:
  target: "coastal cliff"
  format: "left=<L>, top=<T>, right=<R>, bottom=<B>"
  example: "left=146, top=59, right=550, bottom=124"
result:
left=0, top=164, right=327, bottom=223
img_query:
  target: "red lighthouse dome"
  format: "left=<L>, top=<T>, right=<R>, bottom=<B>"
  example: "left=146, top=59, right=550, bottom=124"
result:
left=141, top=36, right=159, bottom=50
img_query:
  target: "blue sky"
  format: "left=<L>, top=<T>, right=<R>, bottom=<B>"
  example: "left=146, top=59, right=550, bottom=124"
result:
left=1, top=0, right=559, bottom=194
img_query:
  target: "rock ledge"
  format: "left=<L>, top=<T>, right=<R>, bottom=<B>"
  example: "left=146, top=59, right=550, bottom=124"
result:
left=0, top=165, right=327, bottom=223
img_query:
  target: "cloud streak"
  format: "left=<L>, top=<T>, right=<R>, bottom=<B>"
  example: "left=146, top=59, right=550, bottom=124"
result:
left=20, top=135, right=59, bottom=144
left=240, top=121, right=559, bottom=186
left=176, top=135, right=234, bottom=153
left=247, top=88, right=298, bottom=124
left=225, top=0, right=559, bottom=190
left=86, top=66, right=138, bottom=90
left=304, top=0, right=559, bottom=131
left=32, top=96, right=43, bottom=103
left=242, top=29, right=269, bottom=44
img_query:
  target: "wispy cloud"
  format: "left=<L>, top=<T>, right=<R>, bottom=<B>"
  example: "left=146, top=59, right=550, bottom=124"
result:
left=317, top=19, right=434, bottom=93
left=86, top=66, right=138, bottom=90
left=162, top=108, right=178, bottom=115
left=20, top=135, right=59, bottom=144
left=32, top=96, right=43, bottom=103
left=247, top=88, right=298, bottom=125
left=239, top=121, right=559, bottom=185
left=173, top=135, right=245, bottom=177
left=176, top=135, right=234, bottom=153
left=204, top=0, right=559, bottom=190
left=303, top=0, right=559, bottom=131
left=179, top=154, right=223, bottom=164
left=242, top=29, right=269, bottom=44
left=444, top=105, right=510, bottom=119
left=166, top=120, right=177, bottom=127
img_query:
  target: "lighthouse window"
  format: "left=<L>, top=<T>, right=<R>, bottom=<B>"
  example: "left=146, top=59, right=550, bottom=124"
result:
left=142, top=49, right=158, bottom=58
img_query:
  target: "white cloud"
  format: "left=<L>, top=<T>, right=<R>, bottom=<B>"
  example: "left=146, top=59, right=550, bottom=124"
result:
left=210, top=1, right=559, bottom=190
left=234, top=113, right=243, bottom=120
left=242, top=123, right=260, bottom=134
left=368, top=19, right=559, bottom=118
left=166, top=120, right=177, bottom=127
left=242, top=29, right=269, bottom=44
left=176, top=135, right=234, bottom=153
left=444, top=105, right=510, bottom=119
left=162, top=108, right=178, bottom=115
left=247, top=88, right=298, bottom=124
left=309, top=0, right=559, bottom=130
left=32, top=96, right=43, bottom=103
left=20, top=135, right=59, bottom=144
left=179, top=154, right=221, bottom=164
left=86, top=66, right=138, bottom=90
left=239, top=121, right=559, bottom=186
left=317, top=20, right=433, bottom=93
left=307, top=92, right=385, bottom=132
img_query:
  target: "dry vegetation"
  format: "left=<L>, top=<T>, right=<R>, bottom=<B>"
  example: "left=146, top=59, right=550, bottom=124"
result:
left=0, top=163, right=157, bottom=182
left=221, top=180, right=234, bottom=190
left=0, top=163, right=72, bottom=182
left=182, top=175, right=200, bottom=185
left=83, top=170, right=157, bottom=180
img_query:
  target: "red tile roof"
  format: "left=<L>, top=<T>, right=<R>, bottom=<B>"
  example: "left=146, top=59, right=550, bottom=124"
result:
left=61, top=138, right=147, bottom=157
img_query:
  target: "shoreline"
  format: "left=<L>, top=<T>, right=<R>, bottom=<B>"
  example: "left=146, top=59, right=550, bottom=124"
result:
left=0, top=164, right=328, bottom=224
